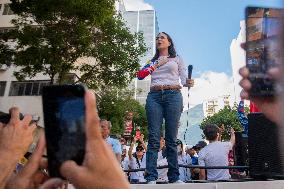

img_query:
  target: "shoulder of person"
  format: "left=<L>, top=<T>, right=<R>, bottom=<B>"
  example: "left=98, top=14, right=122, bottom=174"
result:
left=221, top=141, right=233, bottom=150
left=142, top=153, right=147, bottom=161
left=141, top=59, right=155, bottom=68
left=107, top=137, right=114, bottom=143
left=113, top=138, right=121, bottom=144
left=222, top=141, right=232, bottom=146
left=198, top=148, right=206, bottom=158
left=175, top=55, right=184, bottom=61
left=173, top=55, right=186, bottom=66
left=109, top=137, right=119, bottom=144
left=105, top=136, right=111, bottom=143
left=124, top=156, right=129, bottom=161
left=129, top=157, right=136, bottom=163
left=182, top=154, right=188, bottom=159
left=185, top=155, right=192, bottom=163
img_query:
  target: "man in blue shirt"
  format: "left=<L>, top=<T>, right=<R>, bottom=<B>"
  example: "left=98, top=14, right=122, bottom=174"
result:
left=185, top=145, right=199, bottom=180
left=100, top=119, right=122, bottom=162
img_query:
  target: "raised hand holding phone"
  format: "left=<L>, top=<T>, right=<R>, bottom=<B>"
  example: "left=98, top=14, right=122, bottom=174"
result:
left=42, top=89, right=131, bottom=189
left=42, top=85, right=86, bottom=178
left=245, top=7, right=282, bottom=97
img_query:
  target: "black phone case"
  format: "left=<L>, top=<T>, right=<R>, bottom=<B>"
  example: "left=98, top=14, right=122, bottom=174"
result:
left=245, top=7, right=281, bottom=97
left=42, top=84, right=86, bottom=178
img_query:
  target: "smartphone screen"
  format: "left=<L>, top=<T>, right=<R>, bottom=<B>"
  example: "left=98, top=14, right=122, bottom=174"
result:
left=246, top=7, right=282, bottom=96
left=42, top=85, right=86, bottom=178
left=135, top=130, right=141, bottom=140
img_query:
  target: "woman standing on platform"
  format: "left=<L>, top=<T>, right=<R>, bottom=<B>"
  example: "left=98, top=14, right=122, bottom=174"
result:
left=137, top=32, right=194, bottom=184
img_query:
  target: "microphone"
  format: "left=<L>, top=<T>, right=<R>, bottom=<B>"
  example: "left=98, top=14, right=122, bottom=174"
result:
left=188, top=65, right=193, bottom=89
left=186, top=65, right=193, bottom=133
left=188, top=65, right=193, bottom=79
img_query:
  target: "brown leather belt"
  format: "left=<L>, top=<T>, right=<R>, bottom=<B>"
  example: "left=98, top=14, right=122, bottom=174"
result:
left=150, top=85, right=182, bottom=91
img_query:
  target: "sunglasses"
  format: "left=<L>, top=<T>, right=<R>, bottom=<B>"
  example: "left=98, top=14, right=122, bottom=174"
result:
left=136, top=149, right=144, bottom=152
left=156, top=35, right=167, bottom=40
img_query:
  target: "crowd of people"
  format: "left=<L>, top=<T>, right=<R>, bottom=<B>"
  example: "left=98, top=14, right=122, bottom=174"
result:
left=117, top=123, right=238, bottom=183
left=1, top=27, right=284, bottom=189
left=0, top=92, right=131, bottom=189
left=0, top=106, right=240, bottom=188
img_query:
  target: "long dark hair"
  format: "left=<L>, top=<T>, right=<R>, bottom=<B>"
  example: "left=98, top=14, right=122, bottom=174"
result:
left=151, top=32, right=177, bottom=62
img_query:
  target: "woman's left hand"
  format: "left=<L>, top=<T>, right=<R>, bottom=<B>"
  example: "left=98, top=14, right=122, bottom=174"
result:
left=184, top=79, right=194, bottom=87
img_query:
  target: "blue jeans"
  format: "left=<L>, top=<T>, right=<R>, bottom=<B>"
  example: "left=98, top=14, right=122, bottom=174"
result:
left=144, top=90, right=183, bottom=183
left=130, top=179, right=140, bottom=184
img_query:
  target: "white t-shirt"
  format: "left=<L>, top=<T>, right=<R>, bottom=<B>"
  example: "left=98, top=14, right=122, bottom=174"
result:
left=121, top=156, right=129, bottom=171
left=157, top=150, right=168, bottom=182
left=129, top=154, right=146, bottom=182
left=178, top=154, right=188, bottom=182
left=198, top=141, right=233, bottom=181
left=184, top=154, right=193, bottom=181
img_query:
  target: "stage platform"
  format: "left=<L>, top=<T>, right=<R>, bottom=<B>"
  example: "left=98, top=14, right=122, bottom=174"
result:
left=130, top=180, right=284, bottom=189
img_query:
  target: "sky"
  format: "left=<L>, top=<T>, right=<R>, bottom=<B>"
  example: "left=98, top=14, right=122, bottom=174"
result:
left=143, top=0, right=283, bottom=75
left=124, top=0, right=283, bottom=108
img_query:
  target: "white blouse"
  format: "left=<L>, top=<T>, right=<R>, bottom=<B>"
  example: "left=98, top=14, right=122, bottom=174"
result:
left=150, top=56, right=187, bottom=87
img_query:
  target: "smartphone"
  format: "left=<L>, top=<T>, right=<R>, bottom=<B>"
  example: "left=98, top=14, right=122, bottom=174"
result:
left=246, top=7, right=282, bottom=96
left=42, top=85, right=86, bottom=178
left=135, top=131, right=141, bottom=140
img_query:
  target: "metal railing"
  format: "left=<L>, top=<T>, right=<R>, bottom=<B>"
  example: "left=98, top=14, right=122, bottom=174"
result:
left=124, top=165, right=249, bottom=173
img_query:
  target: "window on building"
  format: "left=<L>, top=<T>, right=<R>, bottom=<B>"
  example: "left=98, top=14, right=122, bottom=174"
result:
left=31, top=82, right=39, bottom=95
left=0, top=81, right=7, bottom=96
left=0, top=27, right=15, bottom=33
left=24, top=82, right=33, bottom=95
left=61, top=73, right=77, bottom=84
left=9, top=80, right=50, bottom=96
left=38, top=82, right=49, bottom=95
left=3, top=4, right=14, bottom=15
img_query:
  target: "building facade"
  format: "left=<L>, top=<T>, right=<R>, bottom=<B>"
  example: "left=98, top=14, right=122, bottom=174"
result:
left=0, top=0, right=48, bottom=151
left=0, top=0, right=47, bottom=127
left=202, top=95, right=232, bottom=118
left=0, top=0, right=158, bottom=136
left=230, top=21, right=246, bottom=103
left=121, top=6, right=159, bottom=104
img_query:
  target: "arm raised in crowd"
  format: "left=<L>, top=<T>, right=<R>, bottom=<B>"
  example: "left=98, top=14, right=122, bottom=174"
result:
left=2, top=92, right=131, bottom=189
left=5, top=135, right=53, bottom=189
left=0, top=108, right=36, bottom=189
left=230, top=128, right=235, bottom=146
left=128, top=136, right=137, bottom=160
left=138, top=134, right=147, bottom=151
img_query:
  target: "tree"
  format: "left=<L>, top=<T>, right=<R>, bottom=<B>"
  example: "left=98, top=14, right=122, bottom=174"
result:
left=0, top=43, right=13, bottom=67
left=97, top=87, right=148, bottom=138
left=0, top=0, right=146, bottom=88
left=78, top=16, right=147, bottom=89
left=200, top=105, right=244, bottom=140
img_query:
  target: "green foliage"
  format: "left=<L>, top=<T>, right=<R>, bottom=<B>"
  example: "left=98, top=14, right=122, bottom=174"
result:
left=200, top=105, right=243, bottom=140
left=97, top=87, right=148, bottom=138
left=78, top=15, right=147, bottom=89
left=0, top=0, right=147, bottom=88
left=0, top=43, right=13, bottom=67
